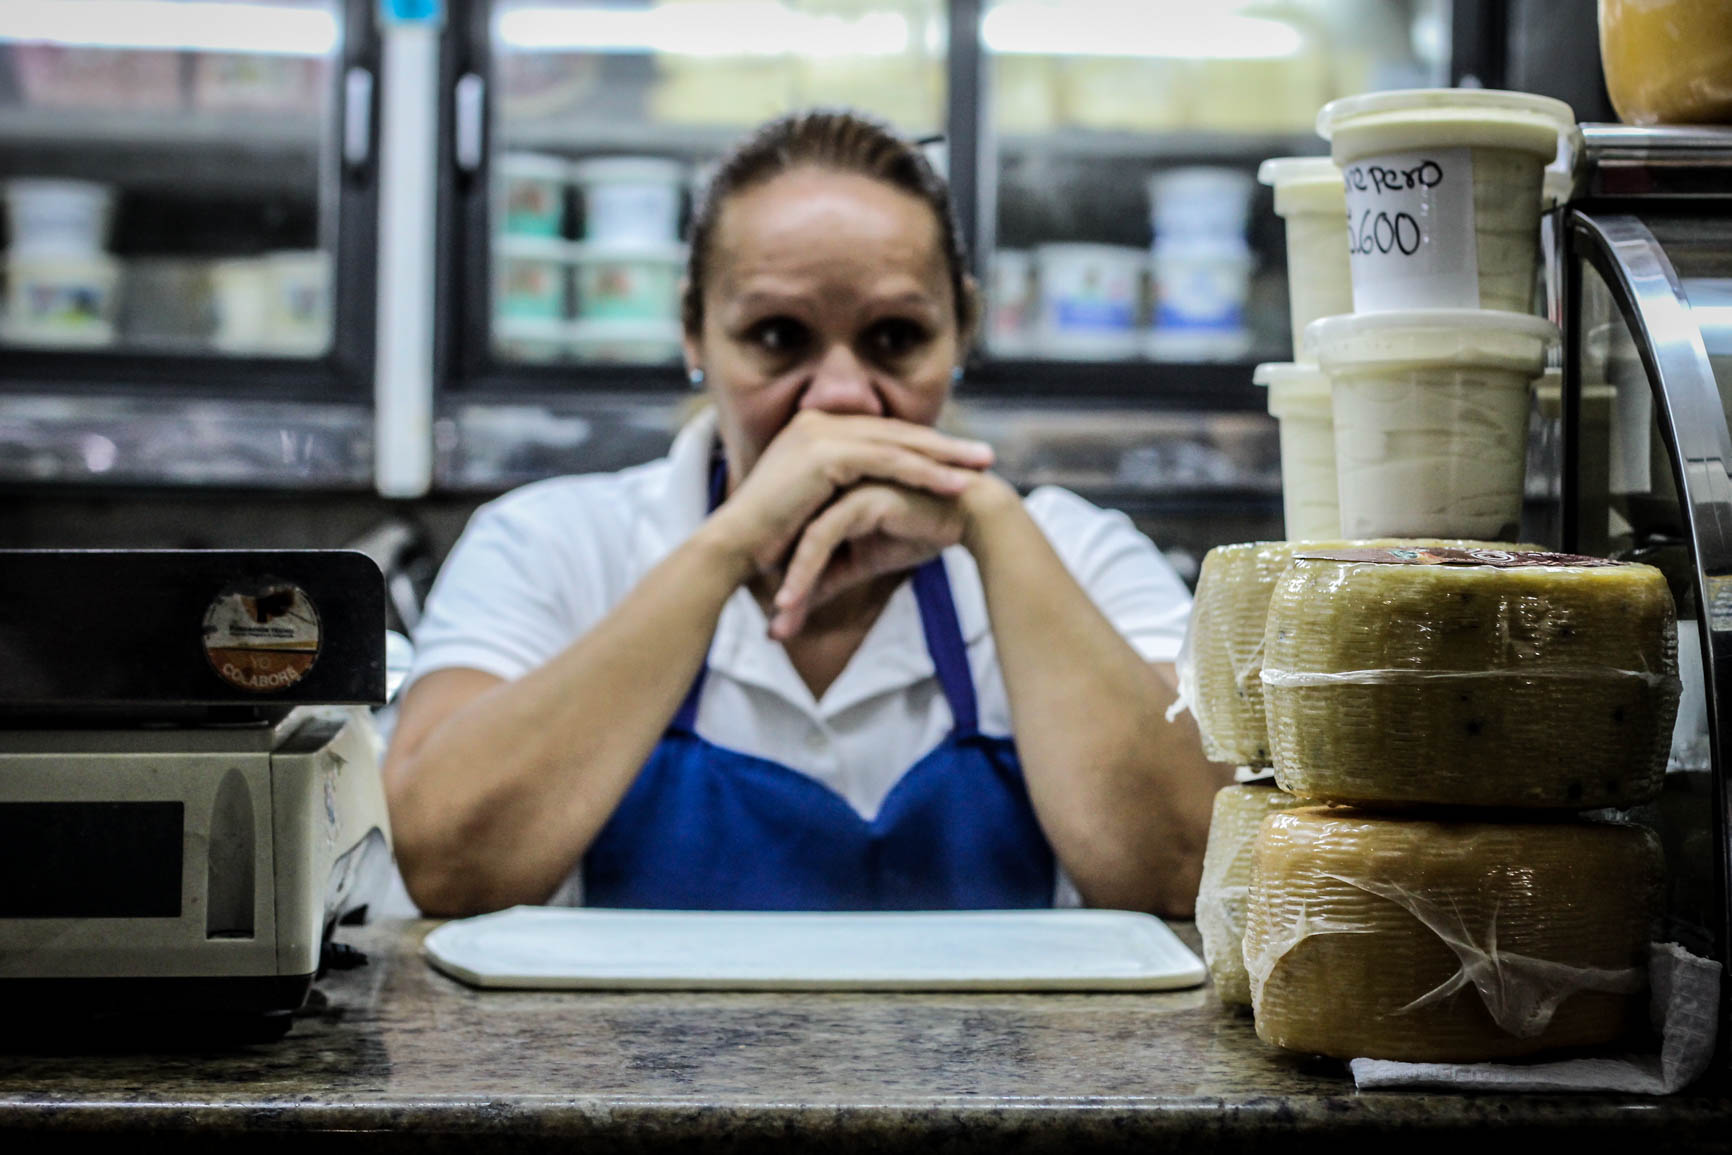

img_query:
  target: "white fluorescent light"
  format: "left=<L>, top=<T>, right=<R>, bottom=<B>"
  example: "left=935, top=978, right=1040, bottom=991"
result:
left=981, top=1, right=1305, bottom=60
left=497, top=3, right=911, bottom=57
left=0, top=0, right=339, bottom=58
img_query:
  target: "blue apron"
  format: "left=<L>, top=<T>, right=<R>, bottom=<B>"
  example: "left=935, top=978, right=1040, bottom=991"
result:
left=581, top=462, right=1057, bottom=910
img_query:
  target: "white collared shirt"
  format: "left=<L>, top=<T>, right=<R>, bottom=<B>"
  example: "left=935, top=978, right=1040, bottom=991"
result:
left=407, top=409, right=1193, bottom=906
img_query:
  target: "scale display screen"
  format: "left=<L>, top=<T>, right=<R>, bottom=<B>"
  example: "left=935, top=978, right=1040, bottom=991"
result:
left=0, top=802, right=183, bottom=917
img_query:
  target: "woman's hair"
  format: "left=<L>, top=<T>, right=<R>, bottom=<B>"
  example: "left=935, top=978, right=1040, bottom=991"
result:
left=681, top=109, right=973, bottom=336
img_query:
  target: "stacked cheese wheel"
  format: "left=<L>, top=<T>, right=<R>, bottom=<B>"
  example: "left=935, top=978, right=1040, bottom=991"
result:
left=1186, top=538, right=1517, bottom=1007
left=1189, top=542, right=1678, bottom=1060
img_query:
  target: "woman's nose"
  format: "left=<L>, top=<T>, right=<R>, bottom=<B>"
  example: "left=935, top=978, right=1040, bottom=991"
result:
left=799, top=344, right=884, bottom=416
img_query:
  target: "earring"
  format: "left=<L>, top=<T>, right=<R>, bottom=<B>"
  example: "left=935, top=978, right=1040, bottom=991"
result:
left=950, top=366, right=964, bottom=385
left=688, top=368, right=706, bottom=388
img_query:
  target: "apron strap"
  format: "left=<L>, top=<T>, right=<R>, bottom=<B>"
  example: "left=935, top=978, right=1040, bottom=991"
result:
left=669, top=454, right=731, bottom=734
left=911, top=558, right=979, bottom=738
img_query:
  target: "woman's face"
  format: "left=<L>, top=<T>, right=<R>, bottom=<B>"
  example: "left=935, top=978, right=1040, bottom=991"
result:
left=686, top=166, right=965, bottom=484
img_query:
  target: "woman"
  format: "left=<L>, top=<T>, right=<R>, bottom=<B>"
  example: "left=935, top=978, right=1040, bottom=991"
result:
left=385, top=110, right=1228, bottom=918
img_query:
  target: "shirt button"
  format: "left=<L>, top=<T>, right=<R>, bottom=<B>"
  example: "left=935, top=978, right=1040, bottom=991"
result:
left=805, top=728, right=827, bottom=751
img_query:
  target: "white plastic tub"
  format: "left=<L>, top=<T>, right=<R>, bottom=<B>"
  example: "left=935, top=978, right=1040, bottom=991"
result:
left=1034, top=243, right=1144, bottom=360
left=263, top=250, right=331, bottom=356
left=571, top=241, right=685, bottom=322
left=568, top=318, right=683, bottom=364
left=1258, top=156, right=1351, bottom=357
left=986, top=248, right=1035, bottom=357
left=1316, top=88, right=1575, bottom=313
left=1307, top=308, right=1558, bottom=540
left=495, top=236, right=573, bottom=322
left=1254, top=360, right=1339, bottom=539
left=4, top=179, right=114, bottom=256
left=210, top=257, right=270, bottom=353
left=1147, top=238, right=1252, bottom=361
left=1148, top=166, right=1254, bottom=243
left=571, top=156, right=686, bottom=247
left=1, top=250, right=120, bottom=347
left=497, top=153, right=570, bottom=238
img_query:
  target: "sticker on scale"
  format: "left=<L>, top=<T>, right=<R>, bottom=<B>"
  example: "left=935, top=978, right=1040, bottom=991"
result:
left=202, top=578, right=322, bottom=692
left=1341, top=147, right=1479, bottom=311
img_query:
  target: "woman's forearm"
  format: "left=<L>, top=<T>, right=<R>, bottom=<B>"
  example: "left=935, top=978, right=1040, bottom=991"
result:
left=960, top=477, right=1231, bottom=916
left=384, top=521, right=755, bottom=916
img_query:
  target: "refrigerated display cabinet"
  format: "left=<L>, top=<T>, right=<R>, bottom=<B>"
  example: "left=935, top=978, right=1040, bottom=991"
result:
left=0, top=0, right=380, bottom=486
left=1555, top=124, right=1732, bottom=1039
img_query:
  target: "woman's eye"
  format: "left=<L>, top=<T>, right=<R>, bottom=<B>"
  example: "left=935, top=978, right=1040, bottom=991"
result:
left=747, top=317, right=808, bottom=355
left=865, top=319, right=930, bottom=359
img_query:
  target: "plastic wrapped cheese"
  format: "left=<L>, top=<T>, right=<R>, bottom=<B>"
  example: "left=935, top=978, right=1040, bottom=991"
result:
left=1196, top=782, right=1314, bottom=1006
left=1261, top=547, right=1679, bottom=809
left=1180, top=539, right=1528, bottom=766
left=1245, top=807, right=1659, bottom=1062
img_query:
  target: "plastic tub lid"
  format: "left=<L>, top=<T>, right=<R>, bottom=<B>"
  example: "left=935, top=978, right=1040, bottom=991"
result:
left=496, top=317, right=570, bottom=343
left=1317, top=88, right=1575, bottom=163
left=498, top=152, right=573, bottom=181
left=1257, top=156, right=1344, bottom=217
left=569, top=156, right=687, bottom=185
left=1253, top=360, right=1332, bottom=419
left=497, top=235, right=578, bottom=261
left=1148, top=166, right=1254, bottom=199
left=570, top=240, right=688, bottom=264
left=1306, top=308, right=1558, bottom=375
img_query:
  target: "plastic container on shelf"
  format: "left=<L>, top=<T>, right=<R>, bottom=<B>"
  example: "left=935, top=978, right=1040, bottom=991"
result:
left=1600, top=0, right=1732, bottom=126
left=12, top=45, right=181, bottom=109
left=495, top=236, right=573, bottom=322
left=210, top=258, right=271, bottom=353
left=1034, top=243, right=1144, bottom=360
left=1, top=250, right=121, bottom=347
left=1255, top=361, right=1340, bottom=540
left=1307, top=308, right=1559, bottom=540
left=1147, top=238, right=1253, bottom=362
left=571, top=242, right=685, bottom=323
left=1148, top=167, right=1254, bottom=244
left=4, top=179, right=114, bottom=256
left=495, top=317, right=570, bottom=364
left=1258, top=156, right=1351, bottom=358
left=986, top=249, right=1036, bottom=357
left=263, top=250, right=332, bottom=356
left=570, top=157, right=686, bottom=247
left=569, top=318, right=684, bottom=364
left=497, top=154, right=571, bottom=239
left=1316, top=88, right=1575, bottom=314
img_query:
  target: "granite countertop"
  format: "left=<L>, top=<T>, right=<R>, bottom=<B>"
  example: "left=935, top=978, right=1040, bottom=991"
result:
left=0, top=918, right=1727, bottom=1153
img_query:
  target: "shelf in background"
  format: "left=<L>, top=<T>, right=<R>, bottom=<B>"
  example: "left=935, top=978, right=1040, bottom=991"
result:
left=0, top=105, right=324, bottom=191
left=964, top=358, right=1268, bottom=408
left=497, top=119, right=739, bottom=158
left=997, top=129, right=1327, bottom=163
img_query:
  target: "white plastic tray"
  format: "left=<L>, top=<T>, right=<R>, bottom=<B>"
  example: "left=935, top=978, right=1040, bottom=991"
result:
left=422, top=906, right=1206, bottom=991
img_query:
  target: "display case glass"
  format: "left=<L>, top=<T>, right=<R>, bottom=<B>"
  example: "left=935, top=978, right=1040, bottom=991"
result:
left=0, top=0, right=352, bottom=360
left=475, top=0, right=948, bottom=372
left=979, top=0, right=1449, bottom=370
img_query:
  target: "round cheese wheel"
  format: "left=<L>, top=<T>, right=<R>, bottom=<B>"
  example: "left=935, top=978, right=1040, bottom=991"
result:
left=1196, top=782, right=1315, bottom=1006
left=1182, top=539, right=1530, bottom=766
left=1261, top=547, right=1679, bottom=809
left=1245, top=807, right=1659, bottom=1062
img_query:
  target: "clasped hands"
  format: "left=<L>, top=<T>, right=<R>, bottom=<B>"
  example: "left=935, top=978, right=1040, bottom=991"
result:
left=707, top=411, right=1014, bottom=640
